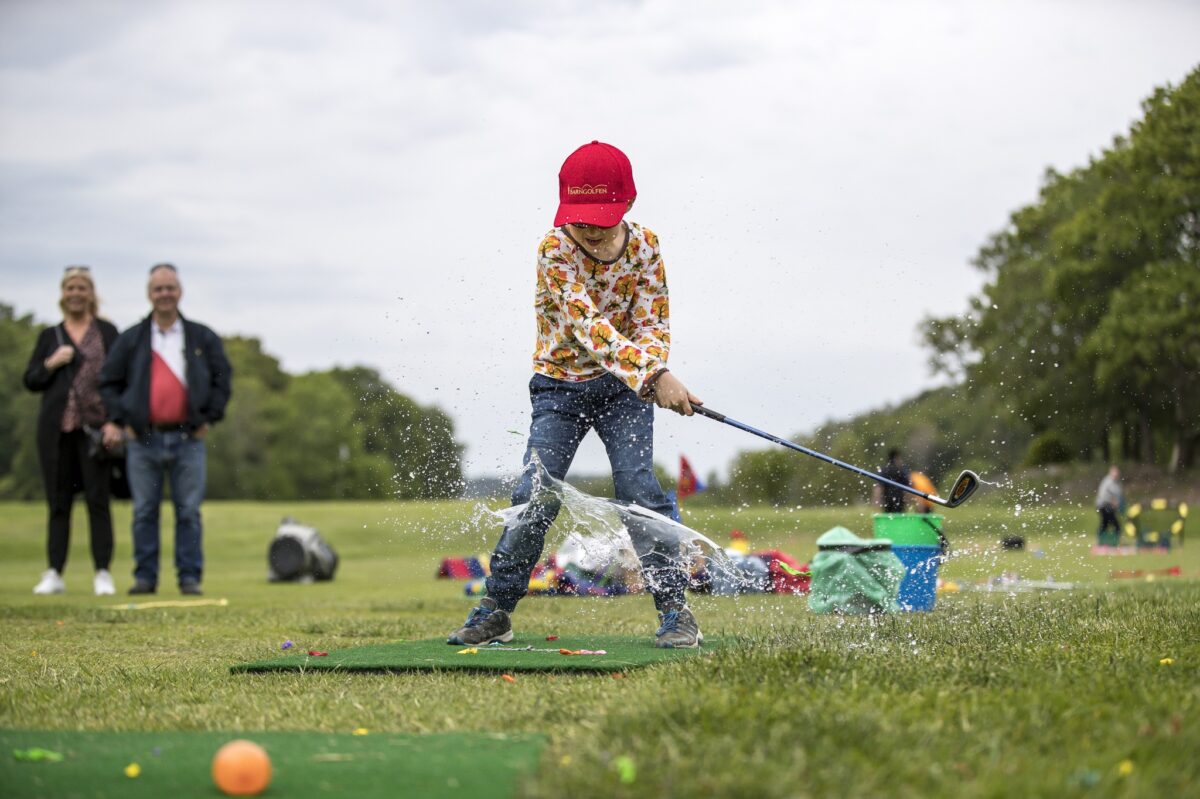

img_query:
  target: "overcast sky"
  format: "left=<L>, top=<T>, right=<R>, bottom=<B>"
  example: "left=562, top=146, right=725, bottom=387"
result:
left=2, top=1, right=1197, bottom=483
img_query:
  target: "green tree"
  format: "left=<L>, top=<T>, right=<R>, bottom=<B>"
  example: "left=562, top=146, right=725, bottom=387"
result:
left=923, top=66, right=1200, bottom=468
left=206, top=337, right=291, bottom=499
left=0, top=305, right=46, bottom=498
left=727, top=448, right=801, bottom=506
left=1083, top=264, right=1200, bottom=470
left=263, top=371, right=392, bottom=500
left=330, top=367, right=463, bottom=499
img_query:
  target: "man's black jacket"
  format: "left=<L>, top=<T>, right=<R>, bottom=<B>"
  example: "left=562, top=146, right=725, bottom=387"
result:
left=99, top=314, right=232, bottom=436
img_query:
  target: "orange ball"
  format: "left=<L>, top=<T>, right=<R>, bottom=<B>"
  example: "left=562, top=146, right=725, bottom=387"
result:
left=212, top=739, right=272, bottom=797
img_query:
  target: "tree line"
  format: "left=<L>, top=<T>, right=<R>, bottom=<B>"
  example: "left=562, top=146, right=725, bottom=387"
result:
left=923, top=65, right=1198, bottom=471
left=707, top=66, right=1199, bottom=507
left=0, top=306, right=463, bottom=500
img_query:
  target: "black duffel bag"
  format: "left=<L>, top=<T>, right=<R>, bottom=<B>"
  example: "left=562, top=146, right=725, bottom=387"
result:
left=268, top=517, right=339, bottom=582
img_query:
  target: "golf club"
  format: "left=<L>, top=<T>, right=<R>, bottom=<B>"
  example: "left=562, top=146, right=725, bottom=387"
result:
left=692, top=405, right=980, bottom=509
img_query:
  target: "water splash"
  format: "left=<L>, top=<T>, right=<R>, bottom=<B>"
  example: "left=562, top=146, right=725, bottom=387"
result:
left=486, top=452, right=743, bottom=593
left=970, top=472, right=1054, bottom=516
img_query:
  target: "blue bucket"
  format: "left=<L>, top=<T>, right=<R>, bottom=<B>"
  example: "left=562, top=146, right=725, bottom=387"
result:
left=892, top=544, right=942, bottom=612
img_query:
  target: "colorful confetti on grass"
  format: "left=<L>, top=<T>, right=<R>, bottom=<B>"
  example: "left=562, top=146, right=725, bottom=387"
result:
left=482, top=643, right=606, bottom=655
left=12, top=748, right=64, bottom=763
left=614, top=755, right=636, bottom=784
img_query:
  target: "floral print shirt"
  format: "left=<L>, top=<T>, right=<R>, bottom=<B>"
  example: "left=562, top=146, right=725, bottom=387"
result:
left=532, top=222, right=670, bottom=394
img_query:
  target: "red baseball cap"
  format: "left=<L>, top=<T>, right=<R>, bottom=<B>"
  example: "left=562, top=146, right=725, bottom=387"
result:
left=553, top=140, right=637, bottom=228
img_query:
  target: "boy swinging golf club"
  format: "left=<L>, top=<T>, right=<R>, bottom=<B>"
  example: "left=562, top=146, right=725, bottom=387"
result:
left=448, top=141, right=705, bottom=649
left=450, top=142, right=981, bottom=651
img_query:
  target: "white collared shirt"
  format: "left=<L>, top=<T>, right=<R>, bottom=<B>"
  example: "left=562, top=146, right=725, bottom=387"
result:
left=152, top=318, right=188, bottom=389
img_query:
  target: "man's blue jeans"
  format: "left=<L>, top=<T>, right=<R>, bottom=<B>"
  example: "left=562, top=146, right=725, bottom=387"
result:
left=126, top=430, right=207, bottom=587
left=485, top=373, right=687, bottom=613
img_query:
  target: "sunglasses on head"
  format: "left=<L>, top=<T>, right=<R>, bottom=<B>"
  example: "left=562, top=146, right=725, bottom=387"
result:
left=63, top=265, right=91, bottom=274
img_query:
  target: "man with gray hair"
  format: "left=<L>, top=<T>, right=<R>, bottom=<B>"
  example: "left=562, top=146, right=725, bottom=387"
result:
left=100, top=264, right=231, bottom=595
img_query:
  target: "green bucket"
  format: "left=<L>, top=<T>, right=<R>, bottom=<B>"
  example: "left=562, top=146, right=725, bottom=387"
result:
left=873, top=514, right=944, bottom=546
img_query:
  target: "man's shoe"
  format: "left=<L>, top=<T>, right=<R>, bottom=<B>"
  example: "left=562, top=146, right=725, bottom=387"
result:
left=655, top=605, right=703, bottom=649
left=33, top=569, right=65, bottom=595
left=93, top=569, right=116, bottom=596
left=447, top=597, right=513, bottom=645
left=128, top=581, right=156, bottom=595
left=179, top=582, right=202, bottom=596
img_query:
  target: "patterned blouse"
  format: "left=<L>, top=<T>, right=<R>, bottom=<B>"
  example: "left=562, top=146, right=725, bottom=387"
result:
left=532, top=222, right=670, bottom=394
left=61, top=322, right=107, bottom=432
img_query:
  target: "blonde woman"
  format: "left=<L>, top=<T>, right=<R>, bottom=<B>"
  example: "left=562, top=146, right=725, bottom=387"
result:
left=23, top=267, right=121, bottom=595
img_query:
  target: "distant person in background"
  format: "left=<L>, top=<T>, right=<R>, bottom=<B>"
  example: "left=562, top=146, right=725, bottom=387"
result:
left=1095, top=465, right=1124, bottom=543
left=23, top=267, right=121, bottom=596
left=873, top=449, right=911, bottom=513
left=99, top=264, right=231, bottom=596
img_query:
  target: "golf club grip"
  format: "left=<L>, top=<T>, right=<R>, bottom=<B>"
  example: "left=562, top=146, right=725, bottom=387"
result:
left=692, top=405, right=726, bottom=423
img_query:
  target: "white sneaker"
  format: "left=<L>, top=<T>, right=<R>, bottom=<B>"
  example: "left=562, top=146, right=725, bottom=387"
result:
left=33, top=569, right=65, bottom=595
left=94, top=569, right=116, bottom=596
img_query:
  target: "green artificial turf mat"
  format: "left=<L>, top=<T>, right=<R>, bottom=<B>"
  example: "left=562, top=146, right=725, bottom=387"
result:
left=1, top=729, right=544, bottom=799
left=233, top=634, right=719, bottom=674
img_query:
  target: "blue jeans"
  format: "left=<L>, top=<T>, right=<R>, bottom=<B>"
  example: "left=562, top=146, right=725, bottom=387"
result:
left=126, top=430, right=207, bottom=587
left=485, top=373, right=686, bottom=613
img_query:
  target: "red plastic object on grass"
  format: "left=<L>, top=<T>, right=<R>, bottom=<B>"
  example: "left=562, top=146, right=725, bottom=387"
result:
left=755, top=549, right=812, bottom=594
left=1110, top=566, right=1182, bottom=579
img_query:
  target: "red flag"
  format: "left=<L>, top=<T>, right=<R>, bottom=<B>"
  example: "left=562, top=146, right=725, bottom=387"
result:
left=678, top=455, right=705, bottom=501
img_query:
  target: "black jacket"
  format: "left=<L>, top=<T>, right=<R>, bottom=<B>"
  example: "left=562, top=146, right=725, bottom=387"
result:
left=99, top=313, right=232, bottom=436
left=24, top=320, right=121, bottom=492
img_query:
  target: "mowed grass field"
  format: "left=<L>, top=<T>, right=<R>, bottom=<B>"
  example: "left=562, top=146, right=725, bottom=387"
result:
left=1, top=498, right=1197, bottom=798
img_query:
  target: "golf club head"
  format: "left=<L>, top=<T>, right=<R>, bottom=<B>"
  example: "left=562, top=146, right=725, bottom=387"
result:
left=944, top=470, right=980, bottom=508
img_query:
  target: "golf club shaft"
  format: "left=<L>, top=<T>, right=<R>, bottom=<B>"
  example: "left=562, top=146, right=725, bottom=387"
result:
left=692, top=405, right=946, bottom=506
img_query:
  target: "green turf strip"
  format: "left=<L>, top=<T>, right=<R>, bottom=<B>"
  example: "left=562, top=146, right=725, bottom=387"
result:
left=1, top=730, right=544, bottom=799
left=232, top=634, right=718, bottom=674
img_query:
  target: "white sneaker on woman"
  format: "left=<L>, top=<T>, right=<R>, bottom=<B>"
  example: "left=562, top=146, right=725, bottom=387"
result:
left=33, top=569, right=65, bottom=595
left=94, top=569, right=115, bottom=596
